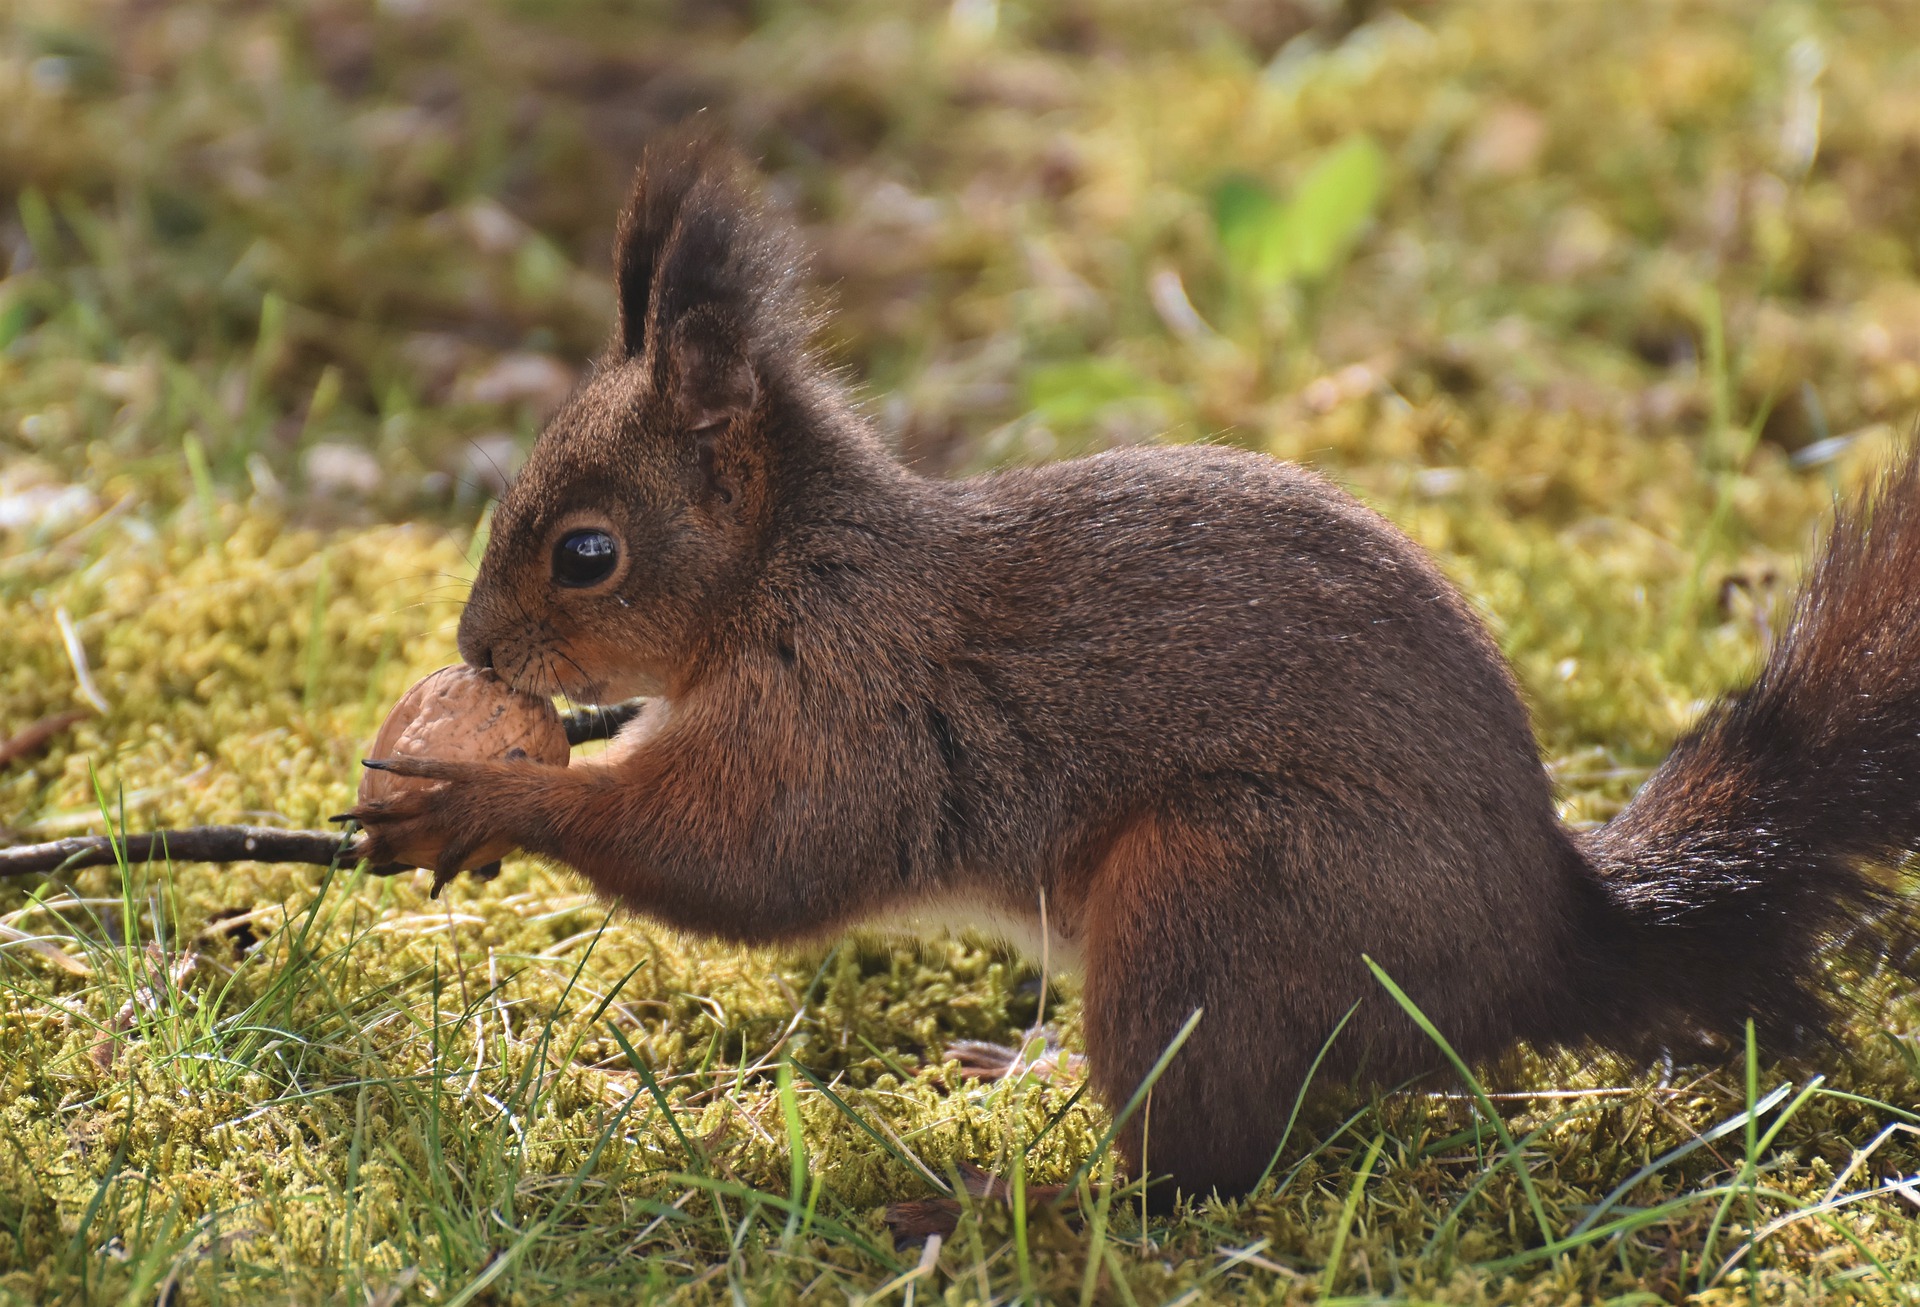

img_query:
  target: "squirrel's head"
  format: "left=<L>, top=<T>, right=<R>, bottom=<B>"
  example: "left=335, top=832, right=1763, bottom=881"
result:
left=457, top=138, right=816, bottom=703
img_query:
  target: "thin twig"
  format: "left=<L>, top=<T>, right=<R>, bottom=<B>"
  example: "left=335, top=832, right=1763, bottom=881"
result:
left=0, top=826, right=354, bottom=878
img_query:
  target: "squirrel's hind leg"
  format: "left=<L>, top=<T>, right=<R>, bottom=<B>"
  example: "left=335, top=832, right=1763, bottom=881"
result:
left=1078, top=799, right=1376, bottom=1209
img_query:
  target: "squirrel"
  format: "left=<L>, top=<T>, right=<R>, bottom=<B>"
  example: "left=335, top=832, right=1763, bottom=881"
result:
left=353, top=137, right=1920, bottom=1210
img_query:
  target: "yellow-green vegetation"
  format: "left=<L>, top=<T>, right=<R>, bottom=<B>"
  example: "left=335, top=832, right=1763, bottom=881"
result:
left=5, top=0, right=1920, bottom=1301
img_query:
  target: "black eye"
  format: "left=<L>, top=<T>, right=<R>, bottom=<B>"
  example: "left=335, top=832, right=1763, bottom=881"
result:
left=552, top=529, right=619, bottom=587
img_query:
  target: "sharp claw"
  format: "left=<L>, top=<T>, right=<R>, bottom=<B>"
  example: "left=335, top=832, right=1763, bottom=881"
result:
left=327, top=812, right=357, bottom=824
left=361, top=758, right=394, bottom=771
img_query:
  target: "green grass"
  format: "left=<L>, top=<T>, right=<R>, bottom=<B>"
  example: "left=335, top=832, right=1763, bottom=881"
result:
left=6, top=0, right=1920, bottom=1300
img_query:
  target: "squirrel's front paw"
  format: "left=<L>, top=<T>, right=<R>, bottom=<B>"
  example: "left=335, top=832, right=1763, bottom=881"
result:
left=345, top=757, right=526, bottom=895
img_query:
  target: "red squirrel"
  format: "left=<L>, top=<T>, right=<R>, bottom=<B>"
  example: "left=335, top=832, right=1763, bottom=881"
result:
left=354, top=138, right=1920, bottom=1209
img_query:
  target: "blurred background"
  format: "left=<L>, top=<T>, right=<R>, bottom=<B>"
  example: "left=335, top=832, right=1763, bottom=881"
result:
left=4, top=0, right=1916, bottom=516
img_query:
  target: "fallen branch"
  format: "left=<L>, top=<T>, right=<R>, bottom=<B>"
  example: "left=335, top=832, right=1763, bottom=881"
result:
left=0, top=826, right=353, bottom=878
left=0, top=701, right=645, bottom=880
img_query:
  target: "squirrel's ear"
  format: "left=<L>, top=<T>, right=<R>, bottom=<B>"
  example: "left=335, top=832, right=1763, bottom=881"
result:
left=670, top=307, right=758, bottom=431
left=613, top=143, right=708, bottom=359
left=612, top=137, right=805, bottom=371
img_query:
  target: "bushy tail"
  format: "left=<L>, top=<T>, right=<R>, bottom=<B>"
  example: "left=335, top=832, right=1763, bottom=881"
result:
left=1583, top=445, right=1920, bottom=1049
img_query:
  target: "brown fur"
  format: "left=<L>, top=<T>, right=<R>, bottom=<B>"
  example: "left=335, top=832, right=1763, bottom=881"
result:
left=355, top=138, right=1920, bottom=1209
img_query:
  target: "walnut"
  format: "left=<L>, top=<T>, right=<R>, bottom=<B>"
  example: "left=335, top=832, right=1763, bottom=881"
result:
left=358, top=665, right=567, bottom=871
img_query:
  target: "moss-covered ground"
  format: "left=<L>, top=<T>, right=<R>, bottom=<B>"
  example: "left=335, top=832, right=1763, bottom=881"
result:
left=6, top=0, right=1920, bottom=1301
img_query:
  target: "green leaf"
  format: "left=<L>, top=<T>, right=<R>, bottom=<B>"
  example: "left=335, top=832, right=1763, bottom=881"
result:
left=1283, top=134, right=1387, bottom=280
left=1211, top=135, right=1387, bottom=291
left=1211, top=173, right=1285, bottom=285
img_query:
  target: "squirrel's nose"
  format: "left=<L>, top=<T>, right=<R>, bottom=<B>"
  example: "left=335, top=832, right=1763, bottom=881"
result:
left=458, top=631, right=494, bottom=672
left=455, top=603, right=494, bottom=671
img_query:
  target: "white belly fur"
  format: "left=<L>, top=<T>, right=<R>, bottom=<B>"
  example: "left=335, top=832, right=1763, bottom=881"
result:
left=862, top=890, right=1084, bottom=976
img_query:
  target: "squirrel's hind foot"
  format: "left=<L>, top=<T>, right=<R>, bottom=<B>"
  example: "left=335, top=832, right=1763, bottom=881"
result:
left=945, top=1035, right=1084, bottom=1083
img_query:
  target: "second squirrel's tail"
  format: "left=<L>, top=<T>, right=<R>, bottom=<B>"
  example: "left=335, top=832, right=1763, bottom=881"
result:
left=1580, top=445, right=1920, bottom=1050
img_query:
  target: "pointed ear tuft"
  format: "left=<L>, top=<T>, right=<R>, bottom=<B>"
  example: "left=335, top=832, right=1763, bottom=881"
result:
left=610, top=135, right=806, bottom=369
left=613, top=139, right=712, bottom=359
left=670, top=307, right=758, bottom=431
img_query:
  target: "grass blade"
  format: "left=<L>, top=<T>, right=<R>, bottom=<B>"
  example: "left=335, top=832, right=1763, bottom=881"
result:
left=778, top=1058, right=808, bottom=1243
left=1055, top=1006, right=1203, bottom=1200
left=791, top=1060, right=952, bottom=1195
left=1321, top=1131, right=1384, bottom=1296
left=1255, top=998, right=1360, bottom=1192
left=606, top=1022, right=706, bottom=1173
left=1570, top=1080, right=1794, bottom=1237
left=1365, top=957, right=1552, bottom=1240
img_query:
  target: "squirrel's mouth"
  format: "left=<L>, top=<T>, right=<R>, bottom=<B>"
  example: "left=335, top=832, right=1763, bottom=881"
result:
left=489, top=643, right=665, bottom=707
left=482, top=645, right=589, bottom=703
